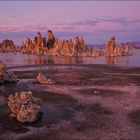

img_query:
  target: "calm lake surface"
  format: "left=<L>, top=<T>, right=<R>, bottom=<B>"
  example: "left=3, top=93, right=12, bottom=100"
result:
left=0, top=49, right=139, bottom=67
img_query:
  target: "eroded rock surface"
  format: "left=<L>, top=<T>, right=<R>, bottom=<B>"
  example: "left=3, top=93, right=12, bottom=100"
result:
left=0, top=39, right=17, bottom=53
left=8, top=91, right=42, bottom=123
left=104, top=37, right=131, bottom=57
left=36, top=73, right=56, bottom=84
left=0, top=33, right=132, bottom=58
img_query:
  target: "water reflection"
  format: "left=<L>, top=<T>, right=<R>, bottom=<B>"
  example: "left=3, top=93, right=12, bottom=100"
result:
left=0, top=49, right=139, bottom=67
left=105, top=57, right=119, bottom=65
left=104, top=56, right=131, bottom=66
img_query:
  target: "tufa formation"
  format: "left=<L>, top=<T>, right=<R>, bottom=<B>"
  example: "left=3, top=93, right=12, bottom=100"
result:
left=0, top=32, right=131, bottom=57
left=8, top=91, right=42, bottom=123
left=36, top=73, right=56, bottom=84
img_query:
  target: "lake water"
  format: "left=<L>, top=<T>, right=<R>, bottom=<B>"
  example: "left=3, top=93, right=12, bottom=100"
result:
left=0, top=49, right=139, bottom=67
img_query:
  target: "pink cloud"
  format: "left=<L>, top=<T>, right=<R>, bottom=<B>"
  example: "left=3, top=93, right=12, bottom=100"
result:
left=0, top=17, right=140, bottom=34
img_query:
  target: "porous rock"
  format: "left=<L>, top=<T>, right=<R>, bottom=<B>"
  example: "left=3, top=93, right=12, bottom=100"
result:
left=8, top=91, right=41, bottom=123
left=36, top=73, right=56, bottom=84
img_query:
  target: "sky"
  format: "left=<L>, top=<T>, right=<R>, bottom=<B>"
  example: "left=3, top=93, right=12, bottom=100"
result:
left=0, top=1, right=140, bottom=45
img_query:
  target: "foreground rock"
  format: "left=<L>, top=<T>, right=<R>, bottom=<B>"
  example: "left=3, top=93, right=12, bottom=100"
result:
left=36, top=73, right=56, bottom=84
left=8, top=91, right=42, bottom=123
left=0, top=61, right=19, bottom=84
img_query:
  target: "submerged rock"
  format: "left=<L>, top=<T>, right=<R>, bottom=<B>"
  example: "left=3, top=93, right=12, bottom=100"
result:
left=36, top=73, right=56, bottom=84
left=0, top=62, right=19, bottom=84
left=4, top=72, right=19, bottom=83
left=8, top=91, right=42, bottom=123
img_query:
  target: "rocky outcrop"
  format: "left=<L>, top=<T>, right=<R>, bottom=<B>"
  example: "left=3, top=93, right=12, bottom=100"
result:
left=104, top=37, right=131, bottom=57
left=45, top=36, right=102, bottom=57
left=124, top=42, right=130, bottom=55
left=46, top=30, right=55, bottom=49
left=18, top=31, right=102, bottom=57
left=18, top=32, right=47, bottom=55
left=0, top=33, right=131, bottom=58
left=0, top=61, right=19, bottom=84
left=8, top=91, right=42, bottom=123
left=36, top=73, right=56, bottom=84
left=0, top=39, right=17, bottom=53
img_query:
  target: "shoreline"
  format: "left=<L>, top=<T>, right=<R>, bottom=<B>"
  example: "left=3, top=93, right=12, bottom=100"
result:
left=0, top=64, right=140, bottom=140
left=7, top=63, right=140, bottom=72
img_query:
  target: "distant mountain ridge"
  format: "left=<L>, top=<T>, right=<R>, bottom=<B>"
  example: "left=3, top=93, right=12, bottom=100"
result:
left=130, top=41, right=140, bottom=49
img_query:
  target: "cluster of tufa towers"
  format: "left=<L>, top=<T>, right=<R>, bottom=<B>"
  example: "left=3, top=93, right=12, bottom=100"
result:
left=0, top=31, right=131, bottom=57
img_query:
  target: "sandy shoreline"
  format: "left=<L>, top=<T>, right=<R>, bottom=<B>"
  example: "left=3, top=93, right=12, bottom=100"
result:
left=0, top=64, right=140, bottom=140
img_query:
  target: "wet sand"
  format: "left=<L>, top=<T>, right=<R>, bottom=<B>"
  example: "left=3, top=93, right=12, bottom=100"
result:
left=0, top=64, right=140, bottom=140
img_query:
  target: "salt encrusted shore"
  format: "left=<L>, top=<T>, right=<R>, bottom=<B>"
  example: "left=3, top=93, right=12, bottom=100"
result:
left=0, top=64, right=140, bottom=140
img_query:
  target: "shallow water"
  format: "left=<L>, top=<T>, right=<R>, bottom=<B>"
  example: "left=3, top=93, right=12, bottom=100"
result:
left=0, top=49, right=139, bottom=67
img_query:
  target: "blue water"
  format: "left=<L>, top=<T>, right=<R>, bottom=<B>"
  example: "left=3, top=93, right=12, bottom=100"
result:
left=0, top=49, right=139, bottom=67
